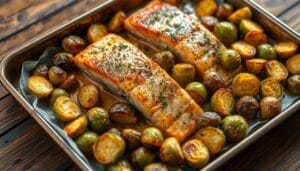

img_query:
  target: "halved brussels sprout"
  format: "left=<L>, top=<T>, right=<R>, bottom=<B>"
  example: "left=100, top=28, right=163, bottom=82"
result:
left=108, top=11, right=127, bottom=33
left=53, top=96, right=81, bottom=122
left=195, top=0, right=217, bottom=18
left=260, top=78, right=283, bottom=99
left=87, top=107, right=110, bottom=134
left=231, top=41, right=256, bottom=60
left=185, top=82, right=208, bottom=104
left=286, top=54, right=300, bottom=75
left=121, top=128, right=142, bottom=149
left=228, top=7, right=252, bottom=24
left=152, top=50, right=175, bottom=72
left=64, top=115, right=88, bottom=138
left=214, top=22, right=237, bottom=45
left=274, top=41, right=298, bottom=58
left=203, top=71, right=226, bottom=92
left=232, top=73, right=260, bottom=97
left=87, top=24, right=108, bottom=43
left=59, top=74, right=79, bottom=92
left=48, top=66, right=67, bottom=85
left=49, top=88, right=69, bottom=106
left=196, top=111, right=222, bottom=128
left=235, top=96, right=259, bottom=120
left=245, top=58, right=267, bottom=74
left=144, top=163, right=168, bottom=171
left=244, top=31, right=268, bottom=46
left=27, top=75, right=53, bottom=99
left=211, top=88, right=234, bottom=117
left=220, top=49, right=241, bottom=70
left=62, top=35, right=86, bottom=54
left=107, top=158, right=132, bottom=171
left=221, top=115, right=248, bottom=142
left=216, top=3, right=233, bottom=20
left=159, top=137, right=184, bottom=166
left=75, top=131, right=98, bottom=156
left=266, top=60, right=288, bottom=81
left=260, top=96, right=281, bottom=120
left=171, top=63, right=196, bottom=87
left=200, top=16, right=219, bottom=31
left=257, top=44, right=277, bottom=60
left=109, top=102, right=137, bottom=124
left=131, top=147, right=156, bottom=169
left=141, top=127, right=164, bottom=149
left=287, top=75, right=300, bottom=95
left=239, top=19, right=264, bottom=35
left=78, top=84, right=100, bottom=109
left=182, top=139, right=209, bottom=168
left=32, top=64, right=49, bottom=78
left=52, top=52, right=74, bottom=70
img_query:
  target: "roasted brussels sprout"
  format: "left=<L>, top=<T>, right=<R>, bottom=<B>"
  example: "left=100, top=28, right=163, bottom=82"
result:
left=59, top=74, right=79, bottom=92
left=203, top=71, right=226, bottom=92
left=144, top=163, right=168, bottom=171
left=274, top=41, right=298, bottom=58
left=109, top=102, right=137, bottom=124
left=214, top=21, right=237, bottom=45
left=107, top=158, right=132, bottom=171
left=231, top=41, right=256, bottom=60
left=53, top=96, right=81, bottom=122
left=232, top=73, right=260, bottom=97
left=194, top=127, right=225, bottom=155
left=182, top=139, right=209, bottom=168
left=141, top=127, right=164, bottom=149
left=260, top=96, right=281, bottom=120
left=196, top=111, right=222, bottom=128
left=228, top=7, right=252, bottom=24
left=62, top=35, right=86, bottom=54
left=121, top=128, right=142, bottom=149
left=220, top=49, right=241, bottom=70
left=185, top=82, right=208, bottom=104
left=78, top=84, right=100, bottom=109
left=196, top=0, right=217, bottom=18
left=245, top=58, right=267, bottom=74
left=221, top=115, right=248, bottom=142
left=87, top=107, right=110, bottom=134
left=64, top=115, right=88, bottom=138
left=49, top=88, right=69, bottom=106
left=239, top=19, right=263, bottom=35
left=200, top=16, right=219, bottom=31
left=257, top=44, right=277, bottom=60
left=244, top=31, right=268, bottom=46
left=108, top=11, right=126, bottom=33
left=287, top=75, right=300, bottom=95
left=87, top=24, right=108, bottom=43
left=27, top=75, right=53, bottom=99
left=235, top=96, right=259, bottom=120
left=52, top=52, right=73, bottom=70
left=93, top=132, right=126, bottom=164
left=131, top=147, right=156, bottom=169
left=260, top=78, right=283, bottom=99
left=216, top=3, right=233, bottom=20
left=152, top=51, right=175, bottom=72
left=211, top=88, right=234, bottom=117
left=75, top=131, right=98, bottom=156
left=266, top=60, right=289, bottom=81
left=48, top=66, right=67, bottom=85
left=171, top=63, right=196, bottom=87
left=159, top=137, right=184, bottom=166
left=108, top=128, right=122, bottom=136
left=286, top=54, right=300, bottom=74
left=32, top=64, right=49, bottom=78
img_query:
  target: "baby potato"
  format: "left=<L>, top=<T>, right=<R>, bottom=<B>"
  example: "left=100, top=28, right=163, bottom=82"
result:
left=266, top=60, right=288, bottom=81
left=108, top=11, right=126, bottom=33
left=53, top=96, right=81, bottom=122
left=239, top=19, right=264, bottom=35
left=232, top=73, right=260, bottom=97
left=245, top=58, right=267, bottom=74
left=87, top=24, right=108, bottom=43
left=93, top=132, right=126, bottom=164
left=109, top=102, right=137, bottom=124
left=144, top=163, right=168, bottom=171
left=274, top=41, right=298, bottom=58
left=185, top=82, right=208, bottom=104
left=244, top=31, right=268, bottom=46
left=152, top=50, right=175, bottom=72
left=62, top=35, right=86, bottom=54
left=228, top=6, right=252, bottom=24
left=196, top=111, right=222, bottom=128
left=48, top=66, right=67, bottom=85
left=107, top=158, right=132, bottom=171
left=49, top=88, right=69, bottom=106
left=159, top=137, right=184, bottom=166
left=59, top=74, right=79, bottom=92
left=32, top=64, right=49, bottom=78
left=78, top=84, right=100, bottom=109
left=182, top=139, right=210, bottom=168
left=214, top=22, right=237, bottom=45
left=260, top=96, right=281, bottom=120
left=257, top=44, right=277, bottom=60
left=194, top=127, right=225, bottom=155
left=171, top=63, right=196, bottom=87
left=220, top=49, right=241, bottom=70
left=261, top=78, right=283, bottom=99
left=121, top=128, right=142, bottom=149
left=27, top=75, right=53, bottom=99
left=221, top=115, right=248, bottom=142
left=131, top=147, right=156, bottom=169
left=141, top=127, right=164, bottom=149
left=75, top=131, right=98, bottom=156
left=287, top=75, right=300, bottom=95
left=211, top=88, right=235, bottom=117
left=200, top=16, right=219, bottom=31
left=87, top=107, right=110, bottom=134
left=216, top=3, right=234, bottom=20
left=64, top=115, right=88, bottom=138
left=286, top=54, right=300, bottom=74
left=236, top=96, right=259, bottom=120
left=52, top=52, right=74, bottom=70
left=203, top=71, right=226, bottom=92
left=231, top=41, right=256, bottom=60
left=196, top=0, right=218, bottom=18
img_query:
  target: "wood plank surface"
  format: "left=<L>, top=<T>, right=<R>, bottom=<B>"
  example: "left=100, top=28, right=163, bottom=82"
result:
left=279, top=3, right=300, bottom=33
left=254, top=0, right=298, bottom=16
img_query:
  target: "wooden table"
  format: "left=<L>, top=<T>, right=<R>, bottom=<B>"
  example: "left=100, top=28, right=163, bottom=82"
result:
left=0, top=0, right=299, bottom=170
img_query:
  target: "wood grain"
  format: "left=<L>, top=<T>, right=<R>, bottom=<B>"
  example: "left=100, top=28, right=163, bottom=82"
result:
left=254, top=0, right=298, bottom=16
left=279, top=3, right=300, bottom=33
left=0, top=84, right=8, bottom=99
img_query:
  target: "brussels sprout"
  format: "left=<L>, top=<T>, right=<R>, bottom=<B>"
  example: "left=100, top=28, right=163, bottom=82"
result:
left=260, top=78, right=283, bottom=99
left=87, top=24, right=108, bottom=43
left=52, top=52, right=74, bottom=70
left=232, top=73, right=260, bottom=97
left=260, top=96, right=281, bottom=120
left=220, top=49, right=241, bottom=70
left=221, top=115, right=248, bottom=142
left=87, top=107, right=110, bottom=134
left=185, top=82, right=208, bottom=104
left=152, top=51, right=175, bottom=72
left=245, top=58, right=267, bottom=74
left=78, top=84, right=100, bottom=109
left=182, top=139, right=209, bottom=168
left=108, top=11, right=126, bottom=33
left=53, top=96, right=81, bottom=122
left=93, top=132, right=126, bottom=164
left=194, top=127, right=225, bottom=155
left=64, top=115, right=88, bottom=138
left=109, top=102, right=137, bottom=124
left=62, top=35, right=86, bottom=54
left=214, top=22, right=237, bottom=45
left=274, top=41, right=298, bottom=58
left=49, top=88, right=69, bottom=106
left=171, top=63, right=196, bottom=87
left=144, top=163, right=168, bottom=171
left=231, top=41, right=256, bottom=60
left=257, top=44, right=277, bottom=60
left=235, top=96, right=259, bottom=120
left=141, top=127, right=164, bottom=149
left=203, top=71, right=226, bottom=92
left=196, top=111, right=222, bottom=128
left=159, top=137, right=184, bottom=166
left=108, top=128, right=122, bottom=136
left=266, top=60, right=288, bottom=81
left=244, top=31, right=268, bottom=46
left=75, top=131, right=98, bottom=156
left=239, top=19, right=264, bottom=35
left=211, top=88, right=234, bottom=117
left=287, top=75, right=300, bottom=95
left=195, top=0, right=217, bottom=18
left=286, top=54, right=300, bottom=74
left=216, top=3, right=234, bottom=20
left=228, top=7, right=252, bottom=24
left=59, top=74, right=79, bottom=92
left=48, top=66, right=67, bottom=85
left=107, top=158, right=132, bottom=171
left=27, top=75, right=53, bottom=99
left=32, top=64, right=49, bottom=78
left=200, top=16, right=219, bottom=31
left=121, top=128, right=142, bottom=149
left=131, top=147, right=156, bottom=169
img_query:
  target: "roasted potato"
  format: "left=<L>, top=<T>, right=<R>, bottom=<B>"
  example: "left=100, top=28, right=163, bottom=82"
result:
left=171, top=63, right=196, bottom=87
left=235, top=96, right=259, bottom=120
left=107, top=158, right=132, bottom=171
left=144, top=163, right=168, bottom=171
left=200, top=16, right=219, bottom=31
left=131, top=147, right=156, bottom=169
left=216, top=3, right=234, bottom=20
left=260, top=96, right=281, bottom=120
left=52, top=52, right=73, bottom=70
left=78, top=84, right=100, bottom=109
left=245, top=58, right=267, bottom=74
left=274, top=41, right=298, bottom=58
left=48, top=66, right=67, bottom=85
left=109, top=102, right=137, bottom=124
left=32, top=64, right=49, bottom=78
left=260, top=78, right=283, bottom=99
left=152, top=51, right=175, bottom=72
left=53, top=96, right=81, bottom=122
left=75, top=131, right=98, bottom=156
left=27, top=75, right=53, bottom=99
left=231, top=41, right=256, bottom=60
left=266, top=60, right=289, bottom=81
left=87, top=24, right=108, bottom=43
left=286, top=54, right=300, bottom=74
left=239, top=19, right=263, bottom=35
left=257, top=44, right=277, bottom=60
left=93, top=132, right=126, bottom=164
left=196, top=111, right=222, bottom=128
left=220, top=49, right=241, bottom=70
left=203, top=71, right=226, bottom=92
left=62, top=35, right=86, bottom=54
left=196, top=0, right=218, bottom=18
left=121, top=128, right=142, bottom=149
left=108, top=128, right=122, bottom=136
left=49, top=88, right=69, bottom=106
left=185, top=82, right=208, bottom=104
left=108, top=11, right=126, bottom=33
left=232, top=73, right=260, bottom=97
left=159, top=137, right=184, bottom=166
left=244, top=31, right=268, bottom=46
left=221, top=115, right=248, bottom=142
left=141, top=127, right=164, bottom=149
left=87, top=107, right=110, bottom=134
left=214, top=21, right=237, bottom=45
left=287, top=75, right=300, bottom=95
left=64, top=115, right=88, bottom=138
left=194, top=127, right=225, bottom=155
left=228, top=7, right=252, bottom=24
left=182, top=139, right=209, bottom=168
left=211, top=88, right=234, bottom=117
left=59, top=74, right=79, bottom=92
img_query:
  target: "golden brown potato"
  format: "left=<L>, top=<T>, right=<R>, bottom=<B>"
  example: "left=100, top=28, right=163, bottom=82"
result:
left=232, top=73, right=260, bottom=97
left=274, top=41, right=298, bottom=58
left=244, top=31, right=268, bottom=46
left=203, top=71, right=226, bottom=92
left=245, top=58, right=267, bottom=74
left=260, top=96, right=281, bottom=120
left=239, top=19, right=264, bottom=35
left=182, top=139, right=209, bottom=168
left=196, top=0, right=218, bottom=18
left=48, top=66, right=68, bottom=85
left=78, top=84, right=100, bottom=109
left=286, top=54, right=300, bottom=74
left=108, top=11, right=126, bottom=33
left=87, top=24, right=108, bottom=43
left=200, top=16, right=219, bottom=31
left=231, top=41, right=256, bottom=60
left=64, top=115, right=88, bottom=138
left=211, top=88, right=234, bottom=117
left=196, top=111, right=222, bottom=128
left=32, top=64, right=49, bottom=78
left=228, top=7, right=252, bottom=24
left=53, top=96, right=81, bottom=122
left=62, top=35, right=86, bottom=54
left=52, top=52, right=74, bottom=70
left=236, top=96, right=259, bottom=120
left=216, top=3, right=234, bottom=20
left=109, top=102, right=137, bottom=124
left=260, top=78, right=284, bottom=99
left=27, top=75, right=53, bottom=99
left=266, top=60, right=289, bottom=81
left=59, top=74, right=79, bottom=92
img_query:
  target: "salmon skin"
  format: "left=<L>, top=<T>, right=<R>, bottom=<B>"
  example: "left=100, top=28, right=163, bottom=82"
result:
left=74, top=34, right=204, bottom=142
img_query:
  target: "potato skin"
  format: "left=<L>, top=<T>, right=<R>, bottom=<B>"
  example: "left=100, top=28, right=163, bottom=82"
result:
left=274, top=41, right=298, bottom=58
left=48, top=66, right=67, bottom=85
left=108, top=11, right=126, bottom=33
left=27, top=75, right=53, bottom=99
left=196, top=111, right=222, bottom=128
left=260, top=78, right=283, bottom=99
left=228, top=7, right=252, bottom=24
left=200, top=16, right=219, bottom=31
left=62, top=35, right=86, bottom=54
left=52, top=52, right=74, bottom=70
left=109, top=102, right=137, bottom=124
left=235, top=96, right=259, bottom=120
left=182, top=139, right=210, bottom=168
left=232, top=73, right=260, bottom=97
left=121, top=128, right=142, bottom=149
left=216, top=3, right=233, bottom=20
left=221, top=115, right=248, bottom=142
left=244, top=31, right=268, bottom=46
left=196, top=0, right=218, bottom=18
left=53, top=96, right=81, bottom=122
left=287, top=75, right=300, bottom=95
left=286, top=54, right=300, bottom=75
left=260, top=97, right=281, bottom=120
left=245, top=58, right=267, bottom=74
left=78, top=84, right=100, bottom=109
left=159, top=137, right=184, bottom=166
left=141, top=127, right=164, bottom=149
left=59, top=74, right=79, bottom=92
left=32, top=64, right=49, bottom=78
left=211, top=88, right=234, bottom=117
left=152, top=51, right=175, bottom=72
left=87, top=24, right=108, bottom=43
left=64, top=115, right=88, bottom=138
left=231, top=41, right=256, bottom=60
left=203, top=71, right=226, bottom=92
left=131, top=147, right=156, bottom=169
left=239, top=19, right=263, bottom=35
left=266, top=60, right=288, bottom=81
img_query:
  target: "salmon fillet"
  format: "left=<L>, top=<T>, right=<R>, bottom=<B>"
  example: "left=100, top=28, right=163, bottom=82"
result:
left=74, top=34, right=204, bottom=142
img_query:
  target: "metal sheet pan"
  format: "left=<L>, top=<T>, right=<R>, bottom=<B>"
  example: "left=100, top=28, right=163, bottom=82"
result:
left=0, top=0, right=299, bottom=170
